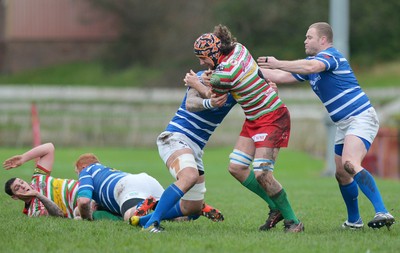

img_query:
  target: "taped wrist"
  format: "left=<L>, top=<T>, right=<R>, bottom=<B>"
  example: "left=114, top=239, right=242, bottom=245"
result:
left=202, top=99, right=214, bottom=109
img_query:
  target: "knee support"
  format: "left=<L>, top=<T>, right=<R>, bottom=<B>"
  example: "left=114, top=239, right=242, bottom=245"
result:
left=181, top=182, right=206, bottom=201
left=229, top=149, right=253, bottom=167
left=169, top=153, right=197, bottom=179
left=253, top=158, right=275, bottom=171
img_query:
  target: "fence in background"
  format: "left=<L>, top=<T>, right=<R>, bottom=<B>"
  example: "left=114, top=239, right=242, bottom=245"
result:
left=0, top=86, right=328, bottom=151
left=0, top=86, right=399, bottom=177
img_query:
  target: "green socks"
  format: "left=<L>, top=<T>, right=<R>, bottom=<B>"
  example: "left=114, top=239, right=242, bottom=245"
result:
left=242, top=169, right=278, bottom=210
left=92, top=210, right=123, bottom=221
left=271, top=189, right=299, bottom=223
left=242, top=170, right=300, bottom=223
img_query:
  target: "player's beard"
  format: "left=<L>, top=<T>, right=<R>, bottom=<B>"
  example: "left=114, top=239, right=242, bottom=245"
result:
left=305, top=45, right=319, bottom=56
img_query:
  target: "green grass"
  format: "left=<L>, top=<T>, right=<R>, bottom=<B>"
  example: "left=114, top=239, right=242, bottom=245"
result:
left=356, top=61, right=400, bottom=87
left=0, top=146, right=398, bottom=253
left=0, top=61, right=162, bottom=87
left=0, top=60, right=399, bottom=88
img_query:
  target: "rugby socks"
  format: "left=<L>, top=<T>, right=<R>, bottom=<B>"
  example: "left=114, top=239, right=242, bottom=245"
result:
left=143, top=183, right=184, bottom=229
left=339, top=180, right=360, bottom=223
left=138, top=213, right=152, bottom=226
left=160, top=201, right=184, bottom=220
left=242, top=169, right=278, bottom=210
left=354, top=169, right=387, bottom=213
left=138, top=201, right=185, bottom=226
left=271, top=188, right=299, bottom=223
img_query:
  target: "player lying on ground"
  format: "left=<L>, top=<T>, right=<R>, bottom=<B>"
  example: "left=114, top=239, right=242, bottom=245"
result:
left=74, top=152, right=224, bottom=222
left=4, top=143, right=223, bottom=222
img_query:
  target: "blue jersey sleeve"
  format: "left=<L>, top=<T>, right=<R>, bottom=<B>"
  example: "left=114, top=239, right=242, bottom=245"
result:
left=292, top=54, right=339, bottom=81
left=314, top=52, right=339, bottom=71
left=292, top=73, right=308, bottom=82
left=77, top=189, right=93, bottom=199
left=77, top=169, right=94, bottom=199
left=291, top=57, right=315, bottom=81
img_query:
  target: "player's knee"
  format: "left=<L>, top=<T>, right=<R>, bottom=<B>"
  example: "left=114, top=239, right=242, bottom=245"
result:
left=335, top=172, right=341, bottom=182
left=335, top=170, right=353, bottom=185
left=178, top=169, right=200, bottom=186
left=252, top=159, right=275, bottom=172
left=229, top=149, right=252, bottom=167
left=228, top=164, right=241, bottom=176
left=228, top=149, right=252, bottom=174
left=343, top=160, right=356, bottom=175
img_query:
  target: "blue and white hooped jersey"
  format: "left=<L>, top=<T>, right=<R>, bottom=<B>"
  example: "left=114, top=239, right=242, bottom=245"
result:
left=77, top=163, right=127, bottom=215
left=292, top=47, right=372, bottom=123
left=165, top=71, right=237, bottom=149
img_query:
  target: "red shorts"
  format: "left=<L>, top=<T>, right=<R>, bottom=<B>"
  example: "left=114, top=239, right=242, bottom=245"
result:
left=240, top=106, right=290, bottom=148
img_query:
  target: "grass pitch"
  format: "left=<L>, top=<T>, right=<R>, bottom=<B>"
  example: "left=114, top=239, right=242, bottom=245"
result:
left=0, top=146, right=398, bottom=253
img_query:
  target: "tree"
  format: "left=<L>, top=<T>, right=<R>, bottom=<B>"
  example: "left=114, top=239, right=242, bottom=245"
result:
left=86, top=0, right=400, bottom=86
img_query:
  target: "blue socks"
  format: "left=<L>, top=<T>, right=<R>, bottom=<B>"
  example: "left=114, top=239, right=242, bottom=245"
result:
left=139, top=201, right=184, bottom=226
left=340, top=169, right=388, bottom=223
left=339, top=180, right=360, bottom=223
left=143, top=183, right=184, bottom=228
left=354, top=169, right=387, bottom=213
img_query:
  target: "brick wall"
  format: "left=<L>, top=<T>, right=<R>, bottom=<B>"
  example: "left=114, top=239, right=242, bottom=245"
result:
left=2, top=40, right=112, bottom=73
left=1, top=0, right=119, bottom=73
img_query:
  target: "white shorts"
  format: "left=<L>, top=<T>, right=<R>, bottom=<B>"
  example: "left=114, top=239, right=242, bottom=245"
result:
left=157, top=131, right=204, bottom=172
left=334, top=107, right=379, bottom=145
left=157, top=131, right=206, bottom=200
left=113, top=173, right=164, bottom=207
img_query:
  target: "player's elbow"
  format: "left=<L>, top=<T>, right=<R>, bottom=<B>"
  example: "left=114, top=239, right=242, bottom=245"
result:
left=185, top=104, right=198, bottom=112
left=185, top=99, right=203, bottom=112
left=185, top=100, right=194, bottom=111
left=40, top=142, right=55, bottom=154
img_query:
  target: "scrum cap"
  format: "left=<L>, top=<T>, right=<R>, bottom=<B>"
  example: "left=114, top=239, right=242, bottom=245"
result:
left=193, top=33, right=221, bottom=68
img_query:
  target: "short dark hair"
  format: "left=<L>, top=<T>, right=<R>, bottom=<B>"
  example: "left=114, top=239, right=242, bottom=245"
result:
left=5, top=178, right=17, bottom=196
left=309, top=22, right=333, bottom=43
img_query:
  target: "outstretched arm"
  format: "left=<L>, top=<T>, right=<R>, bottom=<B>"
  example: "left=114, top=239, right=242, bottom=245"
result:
left=257, top=56, right=325, bottom=75
left=260, top=68, right=298, bottom=84
left=3, top=143, right=55, bottom=173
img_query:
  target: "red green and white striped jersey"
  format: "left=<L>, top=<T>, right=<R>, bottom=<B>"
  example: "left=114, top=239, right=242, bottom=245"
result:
left=25, top=167, right=79, bottom=218
left=211, top=43, right=284, bottom=121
